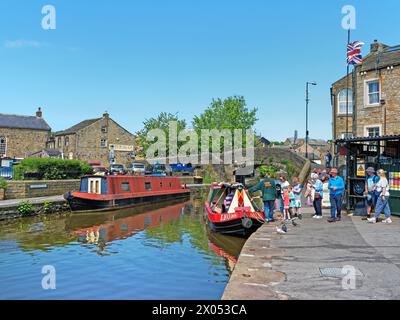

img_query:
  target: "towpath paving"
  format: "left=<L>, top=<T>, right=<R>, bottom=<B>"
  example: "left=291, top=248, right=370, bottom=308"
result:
left=0, top=195, right=65, bottom=208
left=222, top=207, right=400, bottom=300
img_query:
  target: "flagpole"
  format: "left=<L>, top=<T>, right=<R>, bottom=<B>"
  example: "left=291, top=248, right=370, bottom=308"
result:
left=345, top=28, right=351, bottom=214
left=346, top=29, right=351, bottom=137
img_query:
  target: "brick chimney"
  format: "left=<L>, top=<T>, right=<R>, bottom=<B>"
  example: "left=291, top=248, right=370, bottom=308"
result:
left=370, top=40, right=388, bottom=53
left=103, top=111, right=109, bottom=119
left=36, top=107, right=43, bottom=118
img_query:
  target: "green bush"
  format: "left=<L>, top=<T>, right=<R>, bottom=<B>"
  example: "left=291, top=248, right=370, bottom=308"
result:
left=0, top=177, right=7, bottom=190
left=18, top=201, right=35, bottom=216
left=43, top=200, right=52, bottom=213
left=14, top=158, right=93, bottom=181
left=280, top=159, right=296, bottom=180
left=258, top=165, right=279, bottom=179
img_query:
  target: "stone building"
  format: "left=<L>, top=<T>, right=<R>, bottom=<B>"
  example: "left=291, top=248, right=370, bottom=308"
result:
left=331, top=40, right=400, bottom=140
left=51, top=112, right=136, bottom=166
left=284, top=137, right=329, bottom=163
left=0, top=108, right=51, bottom=159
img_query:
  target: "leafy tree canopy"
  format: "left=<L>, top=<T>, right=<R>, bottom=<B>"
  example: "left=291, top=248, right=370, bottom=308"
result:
left=136, top=112, right=187, bottom=156
left=192, top=96, right=258, bottom=131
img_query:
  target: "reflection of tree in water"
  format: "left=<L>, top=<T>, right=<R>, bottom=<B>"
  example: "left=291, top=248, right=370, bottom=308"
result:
left=0, top=195, right=245, bottom=268
left=0, top=214, right=75, bottom=252
left=143, top=210, right=229, bottom=268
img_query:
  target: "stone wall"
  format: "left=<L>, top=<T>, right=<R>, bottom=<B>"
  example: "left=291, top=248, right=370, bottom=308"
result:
left=331, top=74, right=354, bottom=140
left=55, top=115, right=136, bottom=166
left=4, top=180, right=80, bottom=200
left=355, top=66, right=400, bottom=137
left=75, top=116, right=135, bottom=166
left=0, top=127, right=50, bottom=159
left=256, top=147, right=310, bottom=183
left=332, top=56, right=400, bottom=140
left=257, top=147, right=307, bottom=169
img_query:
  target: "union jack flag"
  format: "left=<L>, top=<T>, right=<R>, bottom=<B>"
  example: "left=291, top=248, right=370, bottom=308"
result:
left=347, top=41, right=365, bottom=65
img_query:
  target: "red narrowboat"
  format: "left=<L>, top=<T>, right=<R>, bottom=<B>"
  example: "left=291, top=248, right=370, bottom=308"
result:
left=205, top=183, right=265, bottom=236
left=64, top=175, right=190, bottom=212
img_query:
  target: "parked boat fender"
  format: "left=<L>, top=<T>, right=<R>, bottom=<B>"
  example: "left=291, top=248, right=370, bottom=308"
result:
left=242, top=217, right=253, bottom=229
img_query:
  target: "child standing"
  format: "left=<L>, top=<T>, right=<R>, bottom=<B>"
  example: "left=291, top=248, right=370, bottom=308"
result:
left=283, top=188, right=291, bottom=221
left=289, top=187, right=296, bottom=217
left=292, top=178, right=303, bottom=217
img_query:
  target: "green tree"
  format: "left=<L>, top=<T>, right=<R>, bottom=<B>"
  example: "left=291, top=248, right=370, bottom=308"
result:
left=136, top=112, right=187, bottom=157
left=192, top=96, right=258, bottom=151
left=0, top=177, right=7, bottom=190
left=258, top=165, right=279, bottom=179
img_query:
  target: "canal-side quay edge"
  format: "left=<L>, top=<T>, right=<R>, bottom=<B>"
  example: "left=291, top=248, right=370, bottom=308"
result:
left=222, top=223, right=288, bottom=300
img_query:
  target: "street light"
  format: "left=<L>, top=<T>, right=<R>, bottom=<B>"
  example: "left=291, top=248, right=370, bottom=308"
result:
left=306, top=81, right=317, bottom=159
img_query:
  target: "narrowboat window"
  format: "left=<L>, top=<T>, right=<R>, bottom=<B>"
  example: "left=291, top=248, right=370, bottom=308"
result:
left=145, top=182, right=152, bottom=191
left=169, top=182, right=172, bottom=187
left=121, top=182, right=130, bottom=192
left=88, top=178, right=102, bottom=194
left=160, top=182, right=163, bottom=188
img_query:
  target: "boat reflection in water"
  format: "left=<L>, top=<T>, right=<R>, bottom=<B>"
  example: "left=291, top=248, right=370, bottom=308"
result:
left=68, top=199, right=245, bottom=266
left=0, top=198, right=247, bottom=299
left=207, top=230, right=246, bottom=272
left=69, top=200, right=191, bottom=251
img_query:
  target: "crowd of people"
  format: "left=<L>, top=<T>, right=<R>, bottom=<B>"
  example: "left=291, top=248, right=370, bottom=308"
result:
left=250, top=165, right=393, bottom=225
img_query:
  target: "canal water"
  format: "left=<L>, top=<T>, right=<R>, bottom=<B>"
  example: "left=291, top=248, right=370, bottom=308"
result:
left=0, top=198, right=246, bottom=300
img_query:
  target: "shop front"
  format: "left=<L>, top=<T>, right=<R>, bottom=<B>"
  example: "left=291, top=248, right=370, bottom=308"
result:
left=335, top=135, right=400, bottom=216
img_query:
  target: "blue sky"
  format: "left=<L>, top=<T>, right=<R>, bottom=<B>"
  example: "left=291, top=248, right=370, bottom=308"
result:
left=0, top=0, right=399, bottom=141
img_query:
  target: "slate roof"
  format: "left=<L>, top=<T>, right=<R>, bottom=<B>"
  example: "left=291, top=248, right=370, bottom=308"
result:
left=0, top=113, right=51, bottom=131
left=55, top=118, right=101, bottom=135
left=30, top=148, right=63, bottom=157
left=43, top=148, right=62, bottom=157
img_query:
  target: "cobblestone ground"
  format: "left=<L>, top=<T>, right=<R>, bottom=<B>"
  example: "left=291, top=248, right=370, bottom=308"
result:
left=223, top=207, right=400, bottom=300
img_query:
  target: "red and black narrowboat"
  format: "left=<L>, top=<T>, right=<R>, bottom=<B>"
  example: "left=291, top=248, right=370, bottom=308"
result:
left=205, top=183, right=265, bottom=236
left=64, top=175, right=190, bottom=212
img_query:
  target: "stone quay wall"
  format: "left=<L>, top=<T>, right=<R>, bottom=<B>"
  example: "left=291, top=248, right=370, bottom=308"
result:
left=4, top=180, right=80, bottom=200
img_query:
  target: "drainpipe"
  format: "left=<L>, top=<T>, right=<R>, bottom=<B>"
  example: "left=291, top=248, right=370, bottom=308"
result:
left=378, top=69, right=386, bottom=135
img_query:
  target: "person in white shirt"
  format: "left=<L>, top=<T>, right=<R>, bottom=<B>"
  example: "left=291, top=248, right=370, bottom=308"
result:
left=276, top=175, right=290, bottom=214
left=368, top=169, right=392, bottom=224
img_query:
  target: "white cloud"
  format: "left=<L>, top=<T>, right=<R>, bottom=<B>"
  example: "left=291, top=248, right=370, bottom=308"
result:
left=4, top=39, right=42, bottom=49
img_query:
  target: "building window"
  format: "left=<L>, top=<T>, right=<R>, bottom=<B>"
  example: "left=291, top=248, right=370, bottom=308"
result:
left=65, top=137, right=69, bottom=147
left=57, top=137, right=62, bottom=147
left=100, top=139, right=107, bottom=148
left=341, top=133, right=354, bottom=139
left=101, top=126, right=108, bottom=133
left=338, top=89, right=353, bottom=115
left=121, top=182, right=130, bottom=192
left=0, top=136, right=6, bottom=157
left=365, top=80, right=380, bottom=105
left=365, top=126, right=380, bottom=138
left=145, top=182, right=152, bottom=191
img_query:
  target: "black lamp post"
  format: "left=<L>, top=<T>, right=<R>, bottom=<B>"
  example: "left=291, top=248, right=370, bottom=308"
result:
left=306, top=81, right=317, bottom=159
